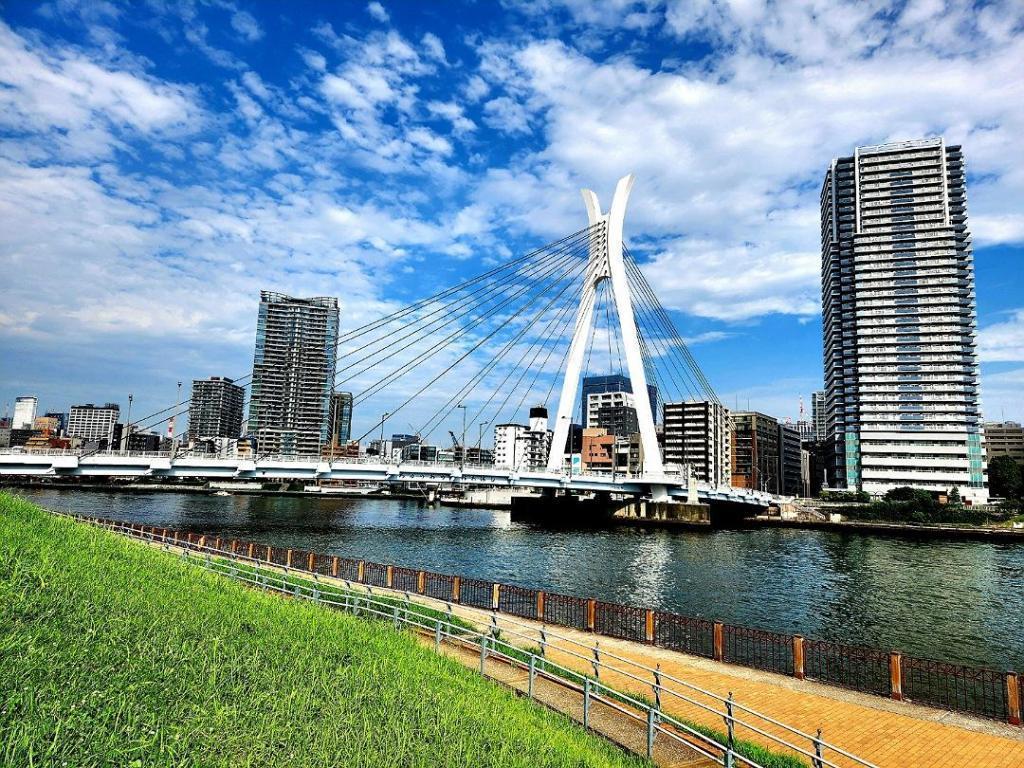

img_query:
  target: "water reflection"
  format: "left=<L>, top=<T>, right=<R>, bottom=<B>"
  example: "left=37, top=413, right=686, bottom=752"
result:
left=17, top=488, right=1024, bottom=670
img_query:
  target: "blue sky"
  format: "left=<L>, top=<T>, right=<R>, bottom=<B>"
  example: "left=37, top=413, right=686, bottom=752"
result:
left=1, top=0, right=1022, bottom=439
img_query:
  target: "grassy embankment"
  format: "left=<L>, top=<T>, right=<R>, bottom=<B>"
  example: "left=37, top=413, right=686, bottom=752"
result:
left=0, top=493, right=646, bottom=767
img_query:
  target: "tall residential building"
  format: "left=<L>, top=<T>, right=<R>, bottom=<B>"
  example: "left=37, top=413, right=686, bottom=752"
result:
left=189, top=376, right=245, bottom=440
left=662, top=400, right=731, bottom=487
left=820, top=138, right=986, bottom=502
left=67, top=403, right=120, bottom=446
left=580, top=374, right=658, bottom=426
left=811, top=391, right=827, bottom=442
left=328, top=392, right=353, bottom=446
left=983, top=422, right=1024, bottom=464
left=730, top=412, right=780, bottom=493
left=248, top=291, right=339, bottom=456
left=588, top=392, right=639, bottom=437
left=13, top=396, right=37, bottom=430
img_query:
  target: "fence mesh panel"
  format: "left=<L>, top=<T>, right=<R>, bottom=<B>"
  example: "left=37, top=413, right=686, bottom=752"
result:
left=653, top=612, right=715, bottom=658
left=594, top=601, right=646, bottom=642
left=498, top=585, right=537, bottom=619
left=804, top=639, right=890, bottom=696
left=392, top=567, right=419, bottom=593
left=363, top=561, right=387, bottom=588
left=424, top=572, right=455, bottom=602
left=459, top=578, right=493, bottom=609
left=723, top=624, right=793, bottom=675
left=903, top=656, right=1007, bottom=720
left=543, top=593, right=588, bottom=630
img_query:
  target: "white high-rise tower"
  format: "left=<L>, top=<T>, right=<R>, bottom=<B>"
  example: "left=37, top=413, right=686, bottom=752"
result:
left=820, top=139, right=986, bottom=502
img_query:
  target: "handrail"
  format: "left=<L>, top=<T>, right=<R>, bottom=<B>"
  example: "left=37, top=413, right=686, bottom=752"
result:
left=71, top=513, right=878, bottom=768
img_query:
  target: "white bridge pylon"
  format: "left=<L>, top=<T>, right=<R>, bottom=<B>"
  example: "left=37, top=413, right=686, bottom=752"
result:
left=547, top=174, right=665, bottom=479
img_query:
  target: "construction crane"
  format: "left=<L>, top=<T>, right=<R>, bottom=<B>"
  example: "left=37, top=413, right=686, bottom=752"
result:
left=448, top=430, right=460, bottom=448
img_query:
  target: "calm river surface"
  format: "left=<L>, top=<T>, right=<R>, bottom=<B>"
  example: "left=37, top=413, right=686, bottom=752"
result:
left=19, top=488, right=1024, bottom=671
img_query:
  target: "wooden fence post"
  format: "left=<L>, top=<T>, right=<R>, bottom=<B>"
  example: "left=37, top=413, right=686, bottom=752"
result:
left=307, top=552, right=315, bottom=571
left=645, top=609, right=655, bottom=643
left=492, top=584, right=500, bottom=611
left=285, top=549, right=293, bottom=568
left=889, top=652, right=903, bottom=701
left=452, top=576, right=461, bottom=603
left=1007, top=672, right=1021, bottom=726
left=357, top=560, right=365, bottom=582
left=713, top=622, right=724, bottom=662
left=537, top=591, right=545, bottom=621
left=417, top=571, right=425, bottom=594
left=247, top=542, right=254, bottom=559
left=386, top=565, right=393, bottom=588
left=331, top=556, right=339, bottom=577
left=587, top=599, right=596, bottom=632
left=266, top=545, right=272, bottom=563
left=793, top=636, right=805, bottom=680
left=214, top=537, right=221, bottom=550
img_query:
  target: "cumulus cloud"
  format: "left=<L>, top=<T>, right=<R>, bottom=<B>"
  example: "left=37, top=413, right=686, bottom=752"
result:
left=230, top=10, right=263, bottom=42
left=979, top=310, right=1024, bottom=363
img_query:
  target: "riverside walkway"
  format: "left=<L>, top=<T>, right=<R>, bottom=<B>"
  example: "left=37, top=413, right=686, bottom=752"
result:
left=96, top=519, right=1024, bottom=768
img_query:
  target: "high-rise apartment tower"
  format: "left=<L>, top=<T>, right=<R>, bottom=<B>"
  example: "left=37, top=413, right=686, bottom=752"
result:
left=248, top=291, right=339, bottom=456
left=189, top=376, right=245, bottom=440
left=820, top=139, right=986, bottom=502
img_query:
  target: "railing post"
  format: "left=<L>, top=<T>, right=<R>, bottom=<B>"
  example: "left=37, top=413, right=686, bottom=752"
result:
left=1007, top=672, right=1021, bottom=726
left=583, top=678, right=591, bottom=728
left=357, top=560, right=365, bottom=583
left=536, top=591, right=545, bottom=620
left=724, top=692, right=735, bottom=768
left=529, top=655, right=536, bottom=698
left=645, top=609, right=655, bottom=643
left=452, top=576, right=460, bottom=603
left=386, top=565, right=393, bottom=588
left=793, top=635, right=805, bottom=680
left=331, top=556, right=339, bottom=577
left=889, top=652, right=903, bottom=701
left=435, top=619, right=442, bottom=651
left=393, top=604, right=400, bottom=629
left=480, top=635, right=488, bottom=674
left=540, top=628, right=547, bottom=659
left=492, top=583, right=500, bottom=610
left=812, top=729, right=824, bottom=768
left=417, top=571, right=425, bottom=594
left=199, top=535, right=206, bottom=549
left=713, top=621, right=724, bottom=662
left=592, top=641, right=600, bottom=679
left=647, top=707, right=656, bottom=758
left=653, top=664, right=662, bottom=709
left=587, top=599, right=596, bottom=631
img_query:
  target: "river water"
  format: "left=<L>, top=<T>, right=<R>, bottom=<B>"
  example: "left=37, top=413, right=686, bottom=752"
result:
left=19, top=488, right=1024, bottom=671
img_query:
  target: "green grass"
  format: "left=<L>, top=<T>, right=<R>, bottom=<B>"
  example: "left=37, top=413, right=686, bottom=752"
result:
left=0, top=493, right=647, bottom=768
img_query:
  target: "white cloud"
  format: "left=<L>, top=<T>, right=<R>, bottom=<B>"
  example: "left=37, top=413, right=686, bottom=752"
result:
left=459, top=10, right=1024, bottom=320
left=979, top=310, right=1024, bottom=363
left=981, top=368, right=1024, bottom=423
left=421, top=32, right=447, bottom=63
left=367, top=2, right=390, bottom=24
left=230, top=10, right=263, bottom=42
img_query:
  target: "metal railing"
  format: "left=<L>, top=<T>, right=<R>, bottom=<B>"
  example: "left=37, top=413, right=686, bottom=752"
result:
left=67, top=513, right=885, bottom=768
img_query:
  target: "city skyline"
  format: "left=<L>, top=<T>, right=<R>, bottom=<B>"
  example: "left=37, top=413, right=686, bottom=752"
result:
left=1, top=2, right=1023, bottom=436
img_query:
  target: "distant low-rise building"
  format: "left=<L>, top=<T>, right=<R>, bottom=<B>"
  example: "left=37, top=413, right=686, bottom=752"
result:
left=984, top=421, right=1024, bottom=463
left=581, top=427, right=615, bottom=472
left=67, top=403, right=120, bottom=448
left=731, top=412, right=780, bottom=493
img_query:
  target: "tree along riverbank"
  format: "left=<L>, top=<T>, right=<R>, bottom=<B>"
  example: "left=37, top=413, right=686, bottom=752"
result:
left=0, top=493, right=645, bottom=768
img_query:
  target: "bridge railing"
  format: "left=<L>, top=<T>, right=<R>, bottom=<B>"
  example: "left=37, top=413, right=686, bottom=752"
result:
left=70, top=512, right=884, bottom=768
left=57, top=512, right=1024, bottom=729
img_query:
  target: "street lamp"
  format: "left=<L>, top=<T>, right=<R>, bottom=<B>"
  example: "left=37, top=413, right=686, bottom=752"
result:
left=124, top=393, right=133, bottom=454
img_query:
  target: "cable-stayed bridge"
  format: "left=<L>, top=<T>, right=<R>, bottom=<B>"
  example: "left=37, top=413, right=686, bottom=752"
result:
left=1, top=175, right=776, bottom=510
